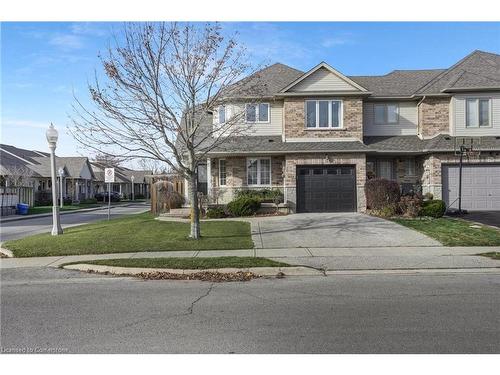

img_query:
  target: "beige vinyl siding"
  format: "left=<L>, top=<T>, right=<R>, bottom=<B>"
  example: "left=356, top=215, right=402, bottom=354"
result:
left=213, top=101, right=283, bottom=136
left=289, top=67, right=359, bottom=92
left=363, top=101, right=418, bottom=136
left=452, top=93, right=500, bottom=136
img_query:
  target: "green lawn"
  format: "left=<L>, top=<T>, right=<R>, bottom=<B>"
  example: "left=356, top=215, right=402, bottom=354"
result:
left=480, top=252, right=500, bottom=260
left=28, top=204, right=100, bottom=215
left=64, top=256, right=289, bottom=269
left=392, top=217, right=500, bottom=246
left=5, top=213, right=253, bottom=257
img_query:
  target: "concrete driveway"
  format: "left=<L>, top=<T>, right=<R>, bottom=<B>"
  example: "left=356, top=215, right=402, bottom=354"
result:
left=249, top=213, right=441, bottom=248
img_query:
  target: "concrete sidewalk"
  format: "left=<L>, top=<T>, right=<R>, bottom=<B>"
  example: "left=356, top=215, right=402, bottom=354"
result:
left=1, top=246, right=499, bottom=271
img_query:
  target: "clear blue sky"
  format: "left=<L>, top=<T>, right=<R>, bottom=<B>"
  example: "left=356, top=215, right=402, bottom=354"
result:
left=2, top=22, right=499, bottom=157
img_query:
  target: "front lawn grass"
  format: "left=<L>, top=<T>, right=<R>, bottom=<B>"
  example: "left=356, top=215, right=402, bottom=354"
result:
left=392, top=217, right=500, bottom=246
left=5, top=213, right=253, bottom=257
left=28, top=204, right=100, bottom=215
left=64, top=256, right=289, bottom=269
left=480, top=252, right=500, bottom=260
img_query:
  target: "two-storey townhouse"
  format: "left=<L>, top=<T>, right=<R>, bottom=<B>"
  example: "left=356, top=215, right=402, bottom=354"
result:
left=192, top=50, right=500, bottom=213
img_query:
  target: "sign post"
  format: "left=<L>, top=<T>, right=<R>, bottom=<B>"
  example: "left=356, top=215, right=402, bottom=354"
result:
left=104, top=168, right=115, bottom=221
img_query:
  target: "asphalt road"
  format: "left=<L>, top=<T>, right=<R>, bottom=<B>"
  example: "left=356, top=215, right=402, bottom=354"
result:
left=0, top=204, right=149, bottom=241
left=1, top=267, right=499, bottom=353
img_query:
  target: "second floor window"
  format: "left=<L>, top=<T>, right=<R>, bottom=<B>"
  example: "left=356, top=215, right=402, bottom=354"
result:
left=466, top=98, right=490, bottom=127
left=246, top=103, right=269, bottom=123
left=305, top=100, right=342, bottom=129
left=219, top=159, right=226, bottom=186
left=218, top=106, right=226, bottom=124
left=374, top=103, right=399, bottom=124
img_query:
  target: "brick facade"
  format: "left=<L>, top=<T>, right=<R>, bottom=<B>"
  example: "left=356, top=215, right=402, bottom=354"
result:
left=283, top=97, right=363, bottom=140
left=208, top=156, right=284, bottom=203
left=283, top=153, right=366, bottom=212
left=418, top=97, right=451, bottom=138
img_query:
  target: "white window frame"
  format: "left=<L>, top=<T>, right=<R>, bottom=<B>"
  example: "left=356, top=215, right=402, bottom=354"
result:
left=465, top=98, right=492, bottom=128
left=218, top=105, right=226, bottom=124
left=245, top=103, right=270, bottom=124
left=374, top=103, right=399, bottom=125
left=218, top=159, right=227, bottom=186
left=246, top=157, right=272, bottom=186
left=304, top=100, right=343, bottom=129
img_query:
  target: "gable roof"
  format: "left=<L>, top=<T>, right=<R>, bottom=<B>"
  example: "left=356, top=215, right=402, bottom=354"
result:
left=29, top=156, right=94, bottom=179
left=279, top=62, right=369, bottom=94
left=416, top=50, right=500, bottom=94
left=222, top=63, right=304, bottom=98
left=0, top=144, right=49, bottom=166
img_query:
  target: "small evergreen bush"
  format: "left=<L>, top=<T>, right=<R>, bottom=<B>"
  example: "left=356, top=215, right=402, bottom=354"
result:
left=226, top=197, right=261, bottom=217
left=419, top=199, right=446, bottom=218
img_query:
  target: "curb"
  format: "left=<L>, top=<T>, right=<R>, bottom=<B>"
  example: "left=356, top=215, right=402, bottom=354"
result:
left=324, top=267, right=500, bottom=275
left=0, top=203, right=148, bottom=223
left=62, top=263, right=323, bottom=277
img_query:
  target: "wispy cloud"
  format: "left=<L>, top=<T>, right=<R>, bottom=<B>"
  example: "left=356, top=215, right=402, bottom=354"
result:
left=70, top=22, right=108, bottom=37
left=49, top=34, right=85, bottom=50
left=2, top=119, right=50, bottom=129
left=321, top=36, right=351, bottom=48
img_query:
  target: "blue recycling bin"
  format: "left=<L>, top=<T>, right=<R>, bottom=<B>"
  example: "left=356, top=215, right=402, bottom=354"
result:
left=17, top=203, right=29, bottom=215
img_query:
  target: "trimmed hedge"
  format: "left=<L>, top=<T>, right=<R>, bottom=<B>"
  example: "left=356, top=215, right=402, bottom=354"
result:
left=419, top=199, right=446, bottom=218
left=226, top=197, right=261, bottom=217
left=206, top=207, right=226, bottom=219
left=365, top=178, right=401, bottom=210
left=235, top=189, right=283, bottom=204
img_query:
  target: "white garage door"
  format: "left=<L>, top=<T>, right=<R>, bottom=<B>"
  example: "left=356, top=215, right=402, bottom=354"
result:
left=442, top=164, right=500, bottom=211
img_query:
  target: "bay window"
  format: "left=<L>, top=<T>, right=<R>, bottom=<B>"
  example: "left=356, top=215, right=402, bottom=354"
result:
left=247, top=158, right=271, bottom=186
left=466, top=98, right=490, bottom=127
left=305, top=100, right=342, bottom=128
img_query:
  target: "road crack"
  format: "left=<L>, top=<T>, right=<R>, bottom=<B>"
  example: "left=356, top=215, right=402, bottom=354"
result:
left=187, top=283, right=215, bottom=315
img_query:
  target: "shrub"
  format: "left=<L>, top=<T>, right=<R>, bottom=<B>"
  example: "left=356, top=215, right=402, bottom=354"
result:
left=226, top=197, right=261, bottom=217
left=419, top=199, right=446, bottom=218
left=166, top=191, right=185, bottom=209
left=398, top=195, right=423, bottom=218
left=365, top=178, right=401, bottom=210
left=134, top=194, right=145, bottom=200
left=235, top=189, right=284, bottom=204
left=205, top=207, right=226, bottom=219
left=423, top=192, right=434, bottom=201
left=371, top=204, right=398, bottom=218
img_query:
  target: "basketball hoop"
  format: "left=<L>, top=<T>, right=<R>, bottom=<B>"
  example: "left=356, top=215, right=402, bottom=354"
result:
left=454, top=136, right=482, bottom=156
left=465, top=149, right=481, bottom=159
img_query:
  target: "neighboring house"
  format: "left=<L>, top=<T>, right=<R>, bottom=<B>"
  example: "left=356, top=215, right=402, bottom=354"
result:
left=91, top=162, right=152, bottom=198
left=190, top=50, right=500, bottom=212
left=0, top=144, right=96, bottom=203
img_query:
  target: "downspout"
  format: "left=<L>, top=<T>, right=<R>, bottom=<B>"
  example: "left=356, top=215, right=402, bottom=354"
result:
left=416, top=95, right=426, bottom=139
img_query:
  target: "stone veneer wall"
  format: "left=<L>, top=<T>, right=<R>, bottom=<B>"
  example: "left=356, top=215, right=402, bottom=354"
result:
left=283, top=153, right=366, bottom=212
left=208, top=156, right=285, bottom=204
left=418, top=97, right=451, bottom=138
left=420, top=152, right=500, bottom=199
left=283, top=97, right=363, bottom=140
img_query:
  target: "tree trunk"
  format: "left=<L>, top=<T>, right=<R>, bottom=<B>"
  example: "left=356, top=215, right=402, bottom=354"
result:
left=189, top=173, right=201, bottom=239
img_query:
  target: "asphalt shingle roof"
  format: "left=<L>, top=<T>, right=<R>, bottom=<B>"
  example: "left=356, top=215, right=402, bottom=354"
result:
left=416, top=50, right=500, bottom=94
left=222, top=63, right=304, bottom=98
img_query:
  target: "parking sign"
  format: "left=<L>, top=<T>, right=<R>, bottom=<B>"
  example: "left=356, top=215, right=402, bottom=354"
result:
left=104, top=168, right=115, bottom=183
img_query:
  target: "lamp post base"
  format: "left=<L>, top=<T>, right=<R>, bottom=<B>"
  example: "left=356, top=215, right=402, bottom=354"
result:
left=51, top=206, right=64, bottom=236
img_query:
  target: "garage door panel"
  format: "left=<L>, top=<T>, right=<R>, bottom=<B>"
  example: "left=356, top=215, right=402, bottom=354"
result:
left=297, top=165, right=356, bottom=213
left=442, top=164, right=500, bottom=211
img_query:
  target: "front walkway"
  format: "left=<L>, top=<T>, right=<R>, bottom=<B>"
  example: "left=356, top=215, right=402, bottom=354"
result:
left=2, top=246, right=499, bottom=271
left=246, top=213, right=441, bottom=248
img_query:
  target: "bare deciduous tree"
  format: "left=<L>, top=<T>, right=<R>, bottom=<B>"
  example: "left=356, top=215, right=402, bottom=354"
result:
left=70, top=22, right=257, bottom=239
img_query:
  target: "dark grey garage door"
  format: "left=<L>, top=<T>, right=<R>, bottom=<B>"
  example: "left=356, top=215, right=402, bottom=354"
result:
left=442, top=164, right=500, bottom=211
left=297, top=165, right=356, bottom=213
